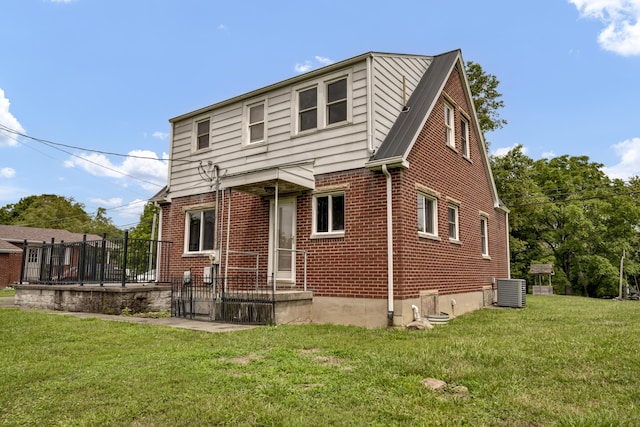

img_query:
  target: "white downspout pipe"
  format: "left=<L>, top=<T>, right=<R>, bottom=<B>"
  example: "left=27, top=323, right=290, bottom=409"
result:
left=506, top=211, right=511, bottom=279
left=382, top=164, right=394, bottom=325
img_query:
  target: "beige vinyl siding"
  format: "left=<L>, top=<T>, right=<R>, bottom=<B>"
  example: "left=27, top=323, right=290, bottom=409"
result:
left=371, top=54, right=431, bottom=152
left=168, top=61, right=372, bottom=198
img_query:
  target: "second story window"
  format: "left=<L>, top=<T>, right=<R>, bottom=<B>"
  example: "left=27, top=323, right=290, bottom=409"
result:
left=298, top=87, right=318, bottom=132
left=444, top=102, right=454, bottom=149
left=327, top=78, right=347, bottom=125
left=248, top=103, right=265, bottom=143
left=196, top=119, right=210, bottom=150
left=461, top=117, right=469, bottom=158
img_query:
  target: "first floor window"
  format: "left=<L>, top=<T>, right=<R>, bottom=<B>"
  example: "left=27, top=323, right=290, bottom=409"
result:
left=480, top=216, right=489, bottom=256
left=448, top=204, right=459, bottom=241
left=314, top=193, right=344, bottom=234
left=417, top=193, right=437, bottom=236
left=186, top=209, right=215, bottom=252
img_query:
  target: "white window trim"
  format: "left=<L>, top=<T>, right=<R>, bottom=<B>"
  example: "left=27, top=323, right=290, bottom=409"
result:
left=311, top=191, right=345, bottom=238
left=418, top=192, right=439, bottom=240
left=193, top=115, right=211, bottom=152
left=461, top=116, right=470, bottom=159
left=480, top=215, right=490, bottom=258
left=292, top=71, right=352, bottom=136
left=183, top=206, right=216, bottom=255
left=447, top=203, right=460, bottom=243
left=444, top=101, right=455, bottom=149
left=243, top=99, right=267, bottom=145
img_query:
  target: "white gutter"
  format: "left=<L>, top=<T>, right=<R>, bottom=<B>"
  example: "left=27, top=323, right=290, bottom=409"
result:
left=382, top=164, right=394, bottom=324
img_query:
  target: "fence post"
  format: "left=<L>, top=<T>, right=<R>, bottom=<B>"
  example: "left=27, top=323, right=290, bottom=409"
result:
left=47, top=238, right=55, bottom=285
left=121, top=230, right=129, bottom=288
left=100, top=233, right=106, bottom=287
left=19, top=240, right=27, bottom=284
left=79, top=235, right=86, bottom=286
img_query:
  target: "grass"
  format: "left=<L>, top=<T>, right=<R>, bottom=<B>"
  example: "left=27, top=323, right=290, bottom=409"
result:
left=2, top=296, right=640, bottom=426
left=0, top=288, right=15, bottom=297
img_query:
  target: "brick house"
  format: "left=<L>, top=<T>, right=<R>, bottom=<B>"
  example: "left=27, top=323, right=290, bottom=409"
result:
left=155, top=50, right=510, bottom=328
left=0, top=225, right=102, bottom=288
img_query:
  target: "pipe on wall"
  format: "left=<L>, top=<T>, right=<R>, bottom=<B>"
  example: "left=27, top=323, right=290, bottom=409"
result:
left=382, top=164, right=394, bottom=324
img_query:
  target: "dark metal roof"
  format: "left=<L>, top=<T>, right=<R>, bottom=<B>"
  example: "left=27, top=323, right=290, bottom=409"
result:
left=371, top=50, right=460, bottom=162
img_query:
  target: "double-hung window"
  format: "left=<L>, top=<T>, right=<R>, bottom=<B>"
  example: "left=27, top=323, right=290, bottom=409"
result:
left=313, top=193, right=345, bottom=236
left=444, top=102, right=455, bottom=148
left=298, top=87, right=318, bottom=132
left=461, top=117, right=469, bottom=158
left=326, top=78, right=347, bottom=125
left=480, top=216, right=489, bottom=256
left=417, top=193, right=438, bottom=237
left=185, top=209, right=215, bottom=253
left=448, top=204, right=459, bottom=242
left=196, top=119, right=210, bottom=150
left=248, top=103, right=265, bottom=143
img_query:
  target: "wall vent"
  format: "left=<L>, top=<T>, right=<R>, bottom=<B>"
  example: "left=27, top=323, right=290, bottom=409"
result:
left=497, top=279, right=526, bottom=308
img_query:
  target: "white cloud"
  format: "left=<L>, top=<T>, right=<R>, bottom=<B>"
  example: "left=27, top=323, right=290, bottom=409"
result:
left=64, top=149, right=168, bottom=190
left=491, top=144, right=529, bottom=157
left=541, top=151, right=556, bottom=159
left=152, top=131, right=169, bottom=140
left=602, top=137, right=640, bottom=179
left=570, top=0, right=640, bottom=56
left=88, top=197, right=146, bottom=219
left=294, top=55, right=335, bottom=73
left=0, top=167, right=15, bottom=178
left=0, top=88, right=26, bottom=147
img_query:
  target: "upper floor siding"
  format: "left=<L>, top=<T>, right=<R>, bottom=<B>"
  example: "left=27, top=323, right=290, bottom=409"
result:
left=167, top=53, right=432, bottom=200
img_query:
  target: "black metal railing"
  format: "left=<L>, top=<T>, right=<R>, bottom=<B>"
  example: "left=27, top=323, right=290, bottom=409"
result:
left=171, top=273, right=276, bottom=325
left=20, top=231, right=172, bottom=287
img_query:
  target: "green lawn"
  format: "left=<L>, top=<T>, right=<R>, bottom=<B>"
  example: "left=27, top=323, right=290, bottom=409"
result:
left=2, top=296, right=639, bottom=426
left=0, top=288, right=15, bottom=297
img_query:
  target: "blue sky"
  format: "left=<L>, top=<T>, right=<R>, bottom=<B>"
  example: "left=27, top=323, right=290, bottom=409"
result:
left=1, top=0, right=639, bottom=229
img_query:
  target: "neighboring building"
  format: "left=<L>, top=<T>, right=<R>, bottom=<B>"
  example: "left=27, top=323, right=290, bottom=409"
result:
left=155, top=50, right=510, bottom=328
left=0, top=225, right=101, bottom=288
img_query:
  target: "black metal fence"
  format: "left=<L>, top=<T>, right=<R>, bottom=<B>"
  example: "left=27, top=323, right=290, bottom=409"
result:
left=171, top=273, right=276, bottom=325
left=20, top=231, right=172, bottom=286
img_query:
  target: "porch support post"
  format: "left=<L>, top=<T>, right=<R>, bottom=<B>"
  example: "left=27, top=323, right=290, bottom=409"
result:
left=224, top=188, right=232, bottom=292
left=273, top=180, right=279, bottom=290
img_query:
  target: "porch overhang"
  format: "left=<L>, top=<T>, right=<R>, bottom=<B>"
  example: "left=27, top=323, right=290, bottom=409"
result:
left=220, top=162, right=315, bottom=197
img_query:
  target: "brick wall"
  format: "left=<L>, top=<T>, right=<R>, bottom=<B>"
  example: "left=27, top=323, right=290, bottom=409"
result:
left=0, top=252, right=23, bottom=288
left=161, top=68, right=508, bottom=301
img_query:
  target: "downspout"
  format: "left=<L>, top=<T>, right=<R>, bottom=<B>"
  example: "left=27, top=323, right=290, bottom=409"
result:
left=382, top=164, right=394, bottom=324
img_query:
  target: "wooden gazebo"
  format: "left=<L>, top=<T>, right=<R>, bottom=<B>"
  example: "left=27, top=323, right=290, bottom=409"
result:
left=529, top=263, right=554, bottom=295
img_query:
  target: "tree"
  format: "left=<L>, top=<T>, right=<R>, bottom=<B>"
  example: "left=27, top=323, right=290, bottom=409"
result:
left=465, top=61, right=507, bottom=146
left=0, top=194, right=122, bottom=237
left=491, top=147, right=640, bottom=297
left=128, top=203, right=159, bottom=240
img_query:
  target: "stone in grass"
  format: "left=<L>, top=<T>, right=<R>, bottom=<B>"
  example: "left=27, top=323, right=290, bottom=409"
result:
left=421, top=378, right=469, bottom=398
left=406, top=319, right=434, bottom=330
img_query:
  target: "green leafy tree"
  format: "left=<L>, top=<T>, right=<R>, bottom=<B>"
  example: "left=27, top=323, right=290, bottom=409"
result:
left=492, top=148, right=640, bottom=297
left=0, top=194, right=121, bottom=238
left=128, top=203, right=159, bottom=240
left=465, top=61, right=507, bottom=146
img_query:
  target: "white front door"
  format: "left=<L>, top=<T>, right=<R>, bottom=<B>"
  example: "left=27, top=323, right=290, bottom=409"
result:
left=269, top=197, right=296, bottom=285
